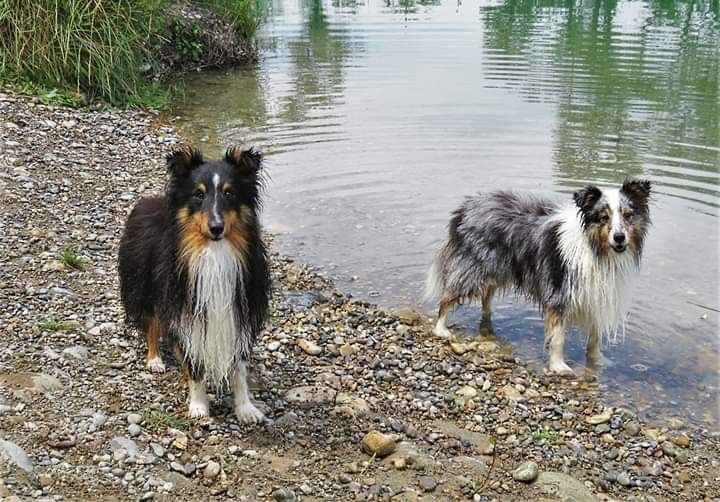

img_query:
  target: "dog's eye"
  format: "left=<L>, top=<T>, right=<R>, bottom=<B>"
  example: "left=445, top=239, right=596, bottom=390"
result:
left=599, top=214, right=610, bottom=223
left=224, top=189, right=235, bottom=199
left=193, top=190, right=205, bottom=201
left=624, top=210, right=634, bottom=219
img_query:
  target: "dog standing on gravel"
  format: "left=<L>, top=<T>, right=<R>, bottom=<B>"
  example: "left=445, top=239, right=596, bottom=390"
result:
left=426, top=179, right=651, bottom=375
left=118, top=145, right=270, bottom=423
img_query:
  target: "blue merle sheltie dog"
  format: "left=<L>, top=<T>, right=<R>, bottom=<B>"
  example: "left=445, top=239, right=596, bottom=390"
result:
left=426, top=179, right=651, bottom=375
left=118, top=146, right=270, bottom=423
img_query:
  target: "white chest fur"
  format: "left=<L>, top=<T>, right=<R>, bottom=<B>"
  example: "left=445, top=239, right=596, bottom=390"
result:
left=181, top=240, right=249, bottom=386
left=555, top=206, right=638, bottom=338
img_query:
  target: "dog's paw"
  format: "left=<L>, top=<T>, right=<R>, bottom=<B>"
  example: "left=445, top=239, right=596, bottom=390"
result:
left=146, top=357, right=166, bottom=373
left=547, top=360, right=575, bottom=376
left=235, top=402, right=264, bottom=425
left=432, top=325, right=453, bottom=338
left=188, top=400, right=209, bottom=418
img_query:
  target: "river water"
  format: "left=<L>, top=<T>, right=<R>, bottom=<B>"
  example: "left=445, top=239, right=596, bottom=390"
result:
left=170, top=0, right=719, bottom=427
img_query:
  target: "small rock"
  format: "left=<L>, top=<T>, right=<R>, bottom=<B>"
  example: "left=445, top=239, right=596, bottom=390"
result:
left=170, top=462, right=185, bottom=474
left=150, top=443, right=165, bottom=457
left=338, top=472, right=352, bottom=484
left=203, top=460, right=220, bottom=479
left=267, top=341, right=281, bottom=351
left=667, top=418, right=685, bottom=430
left=127, top=413, right=142, bottom=424
left=339, top=343, right=358, bottom=357
left=418, top=476, right=437, bottom=492
left=172, top=432, right=188, bottom=450
left=0, top=439, right=33, bottom=472
left=456, top=386, right=478, bottom=398
left=297, top=338, right=323, bottom=356
left=272, top=487, right=297, bottom=501
left=617, top=471, right=631, bottom=486
left=361, top=431, right=397, bottom=457
left=184, top=462, right=196, bottom=476
left=671, top=434, right=690, bottom=448
left=110, top=437, right=139, bottom=457
left=498, top=385, right=522, bottom=401
left=449, top=342, right=473, bottom=355
left=140, top=492, right=155, bottom=501
left=512, top=461, right=539, bottom=482
left=285, top=385, right=335, bottom=408
left=128, top=424, right=142, bottom=437
left=586, top=408, right=613, bottom=425
left=62, top=345, right=89, bottom=360
left=624, top=421, right=641, bottom=436
left=38, top=474, right=52, bottom=487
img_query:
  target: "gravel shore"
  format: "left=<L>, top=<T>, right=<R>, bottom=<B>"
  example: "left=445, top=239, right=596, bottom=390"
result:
left=0, top=91, right=718, bottom=501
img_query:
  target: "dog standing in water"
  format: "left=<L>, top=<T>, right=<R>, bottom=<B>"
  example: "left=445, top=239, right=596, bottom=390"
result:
left=426, top=180, right=651, bottom=374
left=118, top=146, right=270, bottom=422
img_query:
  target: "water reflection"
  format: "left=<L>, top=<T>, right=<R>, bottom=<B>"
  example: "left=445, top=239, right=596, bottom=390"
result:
left=481, top=0, right=719, bottom=200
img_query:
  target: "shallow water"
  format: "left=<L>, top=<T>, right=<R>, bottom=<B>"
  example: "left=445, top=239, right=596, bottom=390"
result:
left=170, top=0, right=719, bottom=427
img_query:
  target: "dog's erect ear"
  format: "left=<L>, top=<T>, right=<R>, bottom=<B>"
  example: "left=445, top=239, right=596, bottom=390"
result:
left=166, top=145, right=203, bottom=177
left=225, top=146, right=262, bottom=176
left=573, top=185, right=602, bottom=210
left=621, top=178, right=651, bottom=208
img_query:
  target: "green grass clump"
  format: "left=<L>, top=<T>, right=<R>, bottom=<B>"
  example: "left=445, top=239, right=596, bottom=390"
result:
left=61, top=247, right=85, bottom=270
left=530, top=429, right=560, bottom=442
left=37, top=319, right=75, bottom=332
left=143, top=410, right=188, bottom=431
left=0, top=0, right=154, bottom=105
left=196, top=0, right=263, bottom=40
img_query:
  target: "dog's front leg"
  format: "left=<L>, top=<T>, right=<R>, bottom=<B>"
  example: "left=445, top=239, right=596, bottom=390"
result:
left=232, top=361, right=264, bottom=424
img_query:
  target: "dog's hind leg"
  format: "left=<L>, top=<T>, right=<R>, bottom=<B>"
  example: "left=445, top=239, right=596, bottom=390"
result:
left=479, top=285, right=496, bottom=336
left=145, top=315, right=166, bottom=373
left=433, top=297, right=458, bottom=338
left=544, top=308, right=574, bottom=376
left=232, top=360, right=264, bottom=425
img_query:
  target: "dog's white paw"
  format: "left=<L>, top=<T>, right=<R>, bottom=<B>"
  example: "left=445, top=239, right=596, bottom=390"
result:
left=548, top=360, right=575, bottom=376
left=433, top=325, right=453, bottom=338
left=146, top=357, right=166, bottom=373
left=188, top=399, right=209, bottom=418
left=235, top=402, right=264, bottom=425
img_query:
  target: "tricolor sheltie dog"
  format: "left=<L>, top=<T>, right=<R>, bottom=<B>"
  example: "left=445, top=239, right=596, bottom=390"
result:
left=427, top=179, right=651, bottom=375
left=118, top=146, right=270, bottom=423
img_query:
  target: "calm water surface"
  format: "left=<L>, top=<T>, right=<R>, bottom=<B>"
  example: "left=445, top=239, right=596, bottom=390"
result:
left=171, top=0, right=719, bottom=427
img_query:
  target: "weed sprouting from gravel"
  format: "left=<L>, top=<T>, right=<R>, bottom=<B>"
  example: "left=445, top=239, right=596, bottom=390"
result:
left=37, top=319, right=75, bottom=332
left=61, top=247, right=84, bottom=269
left=530, top=429, right=560, bottom=442
left=143, top=411, right=187, bottom=431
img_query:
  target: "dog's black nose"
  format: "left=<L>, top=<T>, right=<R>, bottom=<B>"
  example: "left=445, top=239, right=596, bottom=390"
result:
left=613, top=232, right=626, bottom=243
left=209, top=223, right=224, bottom=239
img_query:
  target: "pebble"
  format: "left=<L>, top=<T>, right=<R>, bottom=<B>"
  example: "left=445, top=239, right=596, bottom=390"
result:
left=456, top=385, right=478, bottom=398
left=361, top=431, right=397, bottom=457
left=418, top=475, right=437, bottom=492
left=586, top=408, right=613, bottom=425
left=297, top=338, right=322, bottom=355
left=128, top=423, right=142, bottom=437
left=267, top=341, right=281, bottom=351
left=512, top=461, right=539, bottom=482
left=127, top=413, right=142, bottom=424
left=272, top=487, right=297, bottom=501
left=203, top=460, right=221, bottom=479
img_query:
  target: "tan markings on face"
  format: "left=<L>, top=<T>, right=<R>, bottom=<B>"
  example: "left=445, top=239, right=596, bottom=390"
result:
left=588, top=223, right=610, bottom=256
left=177, top=206, right=210, bottom=265
left=223, top=182, right=232, bottom=193
left=224, top=206, right=253, bottom=261
left=197, top=183, right=206, bottom=193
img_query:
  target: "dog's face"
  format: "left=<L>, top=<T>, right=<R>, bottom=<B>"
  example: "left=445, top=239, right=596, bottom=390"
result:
left=574, top=179, right=651, bottom=256
left=166, top=146, right=263, bottom=256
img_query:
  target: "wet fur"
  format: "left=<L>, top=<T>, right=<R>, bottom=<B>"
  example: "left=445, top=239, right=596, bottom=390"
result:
left=427, top=179, right=651, bottom=373
left=118, top=146, right=270, bottom=420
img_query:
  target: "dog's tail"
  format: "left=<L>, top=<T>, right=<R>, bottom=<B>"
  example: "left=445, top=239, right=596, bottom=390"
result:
left=423, top=245, right=447, bottom=303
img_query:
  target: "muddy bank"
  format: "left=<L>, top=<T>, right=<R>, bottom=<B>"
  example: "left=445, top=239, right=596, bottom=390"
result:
left=0, top=92, right=718, bottom=501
